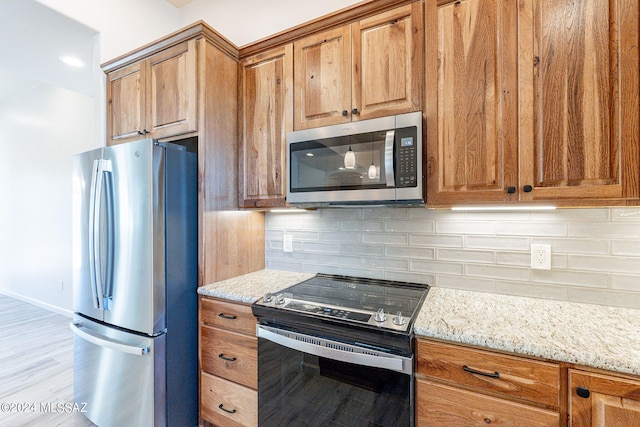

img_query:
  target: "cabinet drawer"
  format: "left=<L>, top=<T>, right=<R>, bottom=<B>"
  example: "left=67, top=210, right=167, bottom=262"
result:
left=416, top=379, right=559, bottom=426
left=201, top=325, right=257, bottom=389
left=201, top=372, right=257, bottom=427
left=416, top=339, right=560, bottom=407
left=200, top=297, right=256, bottom=335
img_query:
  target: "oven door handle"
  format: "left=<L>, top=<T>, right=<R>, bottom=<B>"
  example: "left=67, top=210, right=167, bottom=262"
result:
left=257, top=325, right=412, bottom=375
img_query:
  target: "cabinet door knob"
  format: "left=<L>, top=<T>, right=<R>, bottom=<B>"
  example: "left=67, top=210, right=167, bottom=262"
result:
left=342, top=110, right=349, bottom=117
left=506, top=186, right=516, bottom=194
left=523, top=185, right=533, bottom=192
left=576, top=387, right=591, bottom=399
left=351, top=108, right=359, bottom=115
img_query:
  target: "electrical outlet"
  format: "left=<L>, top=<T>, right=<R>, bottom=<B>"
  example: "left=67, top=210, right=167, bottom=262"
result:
left=283, top=234, right=293, bottom=253
left=531, top=244, right=551, bottom=270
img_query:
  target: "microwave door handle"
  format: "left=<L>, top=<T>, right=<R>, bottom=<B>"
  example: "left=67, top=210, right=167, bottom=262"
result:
left=384, top=130, right=395, bottom=187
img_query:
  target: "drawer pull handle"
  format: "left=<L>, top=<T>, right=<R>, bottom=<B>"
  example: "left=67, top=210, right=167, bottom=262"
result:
left=218, top=313, right=237, bottom=320
left=463, top=365, right=500, bottom=379
left=218, top=404, right=236, bottom=414
left=218, top=353, right=237, bottom=362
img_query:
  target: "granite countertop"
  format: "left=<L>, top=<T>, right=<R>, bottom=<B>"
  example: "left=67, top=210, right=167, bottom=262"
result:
left=197, top=269, right=314, bottom=304
left=414, top=287, right=640, bottom=377
left=198, top=269, right=640, bottom=377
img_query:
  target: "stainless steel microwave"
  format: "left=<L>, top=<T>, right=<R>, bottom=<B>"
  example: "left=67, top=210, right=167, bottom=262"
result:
left=286, top=111, right=423, bottom=207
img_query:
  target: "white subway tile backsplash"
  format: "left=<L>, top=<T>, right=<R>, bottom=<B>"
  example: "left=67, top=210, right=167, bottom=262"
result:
left=466, top=236, right=530, bottom=251
left=437, top=248, right=495, bottom=263
left=265, top=207, right=640, bottom=309
left=496, top=222, right=567, bottom=237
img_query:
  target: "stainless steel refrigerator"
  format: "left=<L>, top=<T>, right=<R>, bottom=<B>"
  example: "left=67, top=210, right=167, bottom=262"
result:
left=71, top=139, right=197, bottom=427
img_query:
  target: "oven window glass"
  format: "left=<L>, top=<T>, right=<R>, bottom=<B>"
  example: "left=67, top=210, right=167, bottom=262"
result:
left=258, top=337, right=412, bottom=427
left=289, top=131, right=390, bottom=192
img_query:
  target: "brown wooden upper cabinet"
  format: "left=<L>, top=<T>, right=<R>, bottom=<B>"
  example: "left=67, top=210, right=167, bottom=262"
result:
left=106, top=39, right=197, bottom=145
left=426, top=0, right=640, bottom=205
left=293, top=3, right=423, bottom=130
left=238, top=44, right=293, bottom=208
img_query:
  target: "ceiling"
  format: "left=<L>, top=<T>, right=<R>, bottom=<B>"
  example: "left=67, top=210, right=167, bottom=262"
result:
left=166, top=0, right=195, bottom=7
left=0, top=0, right=95, bottom=106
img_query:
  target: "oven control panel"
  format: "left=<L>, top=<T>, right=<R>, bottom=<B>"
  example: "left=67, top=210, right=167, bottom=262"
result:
left=257, top=294, right=412, bottom=332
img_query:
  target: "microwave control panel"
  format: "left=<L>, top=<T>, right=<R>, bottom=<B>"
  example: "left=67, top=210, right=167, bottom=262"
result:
left=396, top=127, right=418, bottom=188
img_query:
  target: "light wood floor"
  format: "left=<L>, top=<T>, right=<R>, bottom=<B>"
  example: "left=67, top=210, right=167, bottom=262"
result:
left=0, top=294, right=95, bottom=427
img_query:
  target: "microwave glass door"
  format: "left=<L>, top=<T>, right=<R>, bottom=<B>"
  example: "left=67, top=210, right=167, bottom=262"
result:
left=289, top=130, right=391, bottom=192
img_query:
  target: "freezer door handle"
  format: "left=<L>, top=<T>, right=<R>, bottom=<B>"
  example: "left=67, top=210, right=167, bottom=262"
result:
left=70, top=323, right=149, bottom=356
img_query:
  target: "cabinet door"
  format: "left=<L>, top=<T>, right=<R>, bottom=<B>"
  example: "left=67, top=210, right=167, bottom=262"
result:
left=293, top=26, right=351, bottom=129
left=416, top=379, right=560, bottom=427
left=107, top=61, right=146, bottom=145
left=425, top=0, right=519, bottom=205
left=518, top=0, right=640, bottom=202
left=147, top=39, right=198, bottom=139
left=239, top=44, right=293, bottom=208
left=569, top=369, right=640, bottom=427
left=352, top=2, right=423, bottom=122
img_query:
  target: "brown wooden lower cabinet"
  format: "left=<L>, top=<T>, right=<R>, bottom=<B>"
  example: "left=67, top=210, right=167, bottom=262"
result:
left=199, top=296, right=257, bottom=427
left=201, top=372, right=257, bottom=427
left=569, top=369, right=640, bottom=427
left=416, top=338, right=561, bottom=426
left=416, top=378, right=560, bottom=426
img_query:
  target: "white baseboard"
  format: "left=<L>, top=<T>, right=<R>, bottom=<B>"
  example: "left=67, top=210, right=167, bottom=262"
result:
left=0, top=289, right=73, bottom=317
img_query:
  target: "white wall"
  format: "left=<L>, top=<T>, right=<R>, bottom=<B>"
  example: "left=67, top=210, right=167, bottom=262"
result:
left=35, top=0, right=180, bottom=62
left=0, top=84, right=96, bottom=313
left=179, top=0, right=361, bottom=46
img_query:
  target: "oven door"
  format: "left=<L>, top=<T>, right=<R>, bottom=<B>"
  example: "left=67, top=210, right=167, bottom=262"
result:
left=257, top=325, right=414, bottom=427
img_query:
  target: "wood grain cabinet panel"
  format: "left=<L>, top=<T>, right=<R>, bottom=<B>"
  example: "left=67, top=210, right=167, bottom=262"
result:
left=425, top=0, right=519, bottom=204
left=569, top=369, right=640, bottom=427
left=107, top=61, right=146, bottom=144
left=416, top=339, right=561, bottom=426
left=200, top=297, right=257, bottom=427
left=200, top=325, right=257, bottom=389
left=518, top=0, right=640, bottom=202
left=106, top=39, right=197, bottom=145
left=201, top=372, right=257, bottom=427
left=293, top=3, right=423, bottom=130
left=416, top=379, right=560, bottom=427
left=239, top=44, right=293, bottom=208
left=200, top=297, right=256, bottom=335
left=146, top=40, right=197, bottom=139
left=416, top=339, right=560, bottom=407
left=426, top=0, right=640, bottom=205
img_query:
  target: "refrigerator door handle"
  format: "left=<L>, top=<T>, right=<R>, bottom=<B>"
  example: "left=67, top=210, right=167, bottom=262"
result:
left=70, top=323, right=149, bottom=356
left=88, top=159, right=114, bottom=311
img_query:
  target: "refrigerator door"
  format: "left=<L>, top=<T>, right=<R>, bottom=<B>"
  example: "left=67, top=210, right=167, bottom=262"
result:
left=72, top=314, right=165, bottom=427
left=73, top=146, right=108, bottom=323
left=101, top=139, right=166, bottom=335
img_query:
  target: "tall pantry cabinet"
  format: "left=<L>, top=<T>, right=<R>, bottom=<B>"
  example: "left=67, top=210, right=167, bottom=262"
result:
left=102, top=22, right=265, bottom=286
left=425, top=0, right=640, bottom=206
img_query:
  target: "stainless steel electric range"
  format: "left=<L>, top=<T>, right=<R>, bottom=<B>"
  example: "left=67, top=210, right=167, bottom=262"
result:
left=251, top=273, right=430, bottom=427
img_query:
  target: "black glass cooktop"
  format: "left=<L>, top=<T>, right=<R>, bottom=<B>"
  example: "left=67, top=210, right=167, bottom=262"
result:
left=253, top=274, right=429, bottom=333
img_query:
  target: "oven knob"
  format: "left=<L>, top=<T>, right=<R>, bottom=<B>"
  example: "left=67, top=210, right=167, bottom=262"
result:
left=374, top=308, right=386, bottom=322
left=393, top=311, right=405, bottom=326
left=275, top=294, right=285, bottom=305
left=263, top=293, right=273, bottom=303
